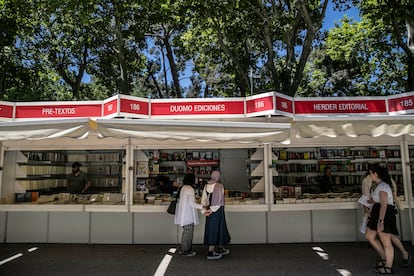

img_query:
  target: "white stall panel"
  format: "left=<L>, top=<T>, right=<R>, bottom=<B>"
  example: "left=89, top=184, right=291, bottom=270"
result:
left=134, top=213, right=177, bottom=244
left=6, top=212, right=48, bottom=243
left=225, top=212, right=267, bottom=243
left=312, top=209, right=357, bottom=242
left=399, top=209, right=412, bottom=241
left=91, top=212, right=133, bottom=244
left=49, top=212, right=90, bottom=243
left=268, top=211, right=312, bottom=243
left=0, top=212, right=5, bottom=242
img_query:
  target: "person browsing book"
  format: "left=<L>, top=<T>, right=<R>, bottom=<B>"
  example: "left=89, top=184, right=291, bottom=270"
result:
left=174, top=173, right=204, bottom=257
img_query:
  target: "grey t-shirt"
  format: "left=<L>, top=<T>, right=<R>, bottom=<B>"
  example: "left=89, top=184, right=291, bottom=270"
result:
left=67, top=171, right=89, bottom=194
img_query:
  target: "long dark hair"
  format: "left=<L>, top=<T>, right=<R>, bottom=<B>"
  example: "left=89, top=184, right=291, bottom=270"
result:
left=183, top=173, right=195, bottom=186
left=369, top=163, right=391, bottom=185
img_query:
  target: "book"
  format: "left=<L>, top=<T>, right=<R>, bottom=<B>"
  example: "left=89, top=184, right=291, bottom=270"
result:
left=193, top=152, right=199, bottom=160
left=136, top=161, right=149, bottom=177
left=279, top=150, right=287, bottom=160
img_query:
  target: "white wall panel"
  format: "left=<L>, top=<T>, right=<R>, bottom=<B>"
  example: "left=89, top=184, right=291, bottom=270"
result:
left=6, top=212, right=48, bottom=243
left=49, top=212, right=89, bottom=243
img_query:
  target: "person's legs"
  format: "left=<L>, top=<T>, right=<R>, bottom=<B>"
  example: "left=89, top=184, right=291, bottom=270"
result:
left=390, top=234, right=412, bottom=267
left=365, top=228, right=385, bottom=260
left=181, top=224, right=194, bottom=254
left=378, top=232, right=394, bottom=269
left=391, top=234, right=408, bottom=259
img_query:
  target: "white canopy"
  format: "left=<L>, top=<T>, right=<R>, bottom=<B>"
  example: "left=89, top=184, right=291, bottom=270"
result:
left=2, top=116, right=413, bottom=142
left=95, top=119, right=291, bottom=144
left=294, top=116, right=414, bottom=138
left=0, top=119, right=91, bottom=140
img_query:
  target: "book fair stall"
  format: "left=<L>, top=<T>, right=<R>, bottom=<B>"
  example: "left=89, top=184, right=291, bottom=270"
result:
left=0, top=91, right=413, bottom=245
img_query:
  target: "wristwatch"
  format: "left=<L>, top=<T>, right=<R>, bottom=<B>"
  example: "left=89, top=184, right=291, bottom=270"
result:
left=378, top=219, right=384, bottom=224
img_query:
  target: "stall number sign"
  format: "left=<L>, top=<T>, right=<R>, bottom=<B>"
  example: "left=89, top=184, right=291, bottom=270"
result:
left=246, top=95, right=274, bottom=115
left=120, top=98, right=149, bottom=116
left=388, top=94, right=414, bottom=114
left=103, top=99, right=119, bottom=116
left=275, top=95, right=294, bottom=115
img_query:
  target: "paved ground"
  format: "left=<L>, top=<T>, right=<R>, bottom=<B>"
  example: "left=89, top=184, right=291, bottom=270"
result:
left=0, top=242, right=413, bottom=275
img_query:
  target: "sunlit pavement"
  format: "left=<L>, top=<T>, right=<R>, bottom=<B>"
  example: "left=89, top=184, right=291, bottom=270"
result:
left=1, top=242, right=413, bottom=275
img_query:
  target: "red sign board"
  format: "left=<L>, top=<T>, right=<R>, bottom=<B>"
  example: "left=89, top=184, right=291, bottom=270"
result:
left=151, top=99, right=245, bottom=117
left=120, top=98, right=149, bottom=116
left=0, top=103, right=14, bottom=118
left=2, top=92, right=414, bottom=121
left=103, top=99, right=119, bottom=116
left=275, top=95, right=294, bottom=115
left=387, top=93, right=414, bottom=113
left=246, top=94, right=274, bottom=115
left=294, top=99, right=387, bottom=115
left=187, top=160, right=219, bottom=166
left=15, top=103, right=102, bottom=119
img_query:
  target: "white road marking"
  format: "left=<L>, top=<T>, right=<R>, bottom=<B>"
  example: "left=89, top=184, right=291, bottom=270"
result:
left=312, top=246, right=329, bottom=260
left=28, top=247, right=38, bottom=252
left=337, top=269, right=352, bottom=275
left=154, top=254, right=173, bottom=276
left=316, top=251, right=329, bottom=260
left=153, top=248, right=176, bottom=276
left=0, top=253, right=23, bottom=266
left=313, top=247, right=352, bottom=275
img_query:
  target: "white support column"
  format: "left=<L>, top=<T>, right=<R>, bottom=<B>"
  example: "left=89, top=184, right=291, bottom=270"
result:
left=400, top=136, right=413, bottom=245
left=126, top=139, right=133, bottom=212
left=0, top=142, right=3, bottom=201
left=264, top=143, right=273, bottom=206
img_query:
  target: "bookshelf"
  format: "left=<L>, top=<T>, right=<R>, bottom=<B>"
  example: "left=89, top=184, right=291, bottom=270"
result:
left=272, top=146, right=403, bottom=196
left=16, top=150, right=124, bottom=194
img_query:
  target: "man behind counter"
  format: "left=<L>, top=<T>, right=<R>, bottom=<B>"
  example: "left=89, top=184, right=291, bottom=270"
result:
left=319, top=166, right=333, bottom=193
left=67, top=162, right=92, bottom=194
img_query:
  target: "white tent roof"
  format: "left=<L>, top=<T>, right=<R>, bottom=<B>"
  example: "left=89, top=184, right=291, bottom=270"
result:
left=0, top=119, right=91, bottom=140
left=294, top=116, right=414, bottom=138
left=95, top=119, right=291, bottom=144
left=2, top=115, right=412, bottom=143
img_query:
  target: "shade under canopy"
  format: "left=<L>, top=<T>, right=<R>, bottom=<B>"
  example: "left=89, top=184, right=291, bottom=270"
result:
left=294, top=116, right=414, bottom=138
left=95, top=119, right=291, bottom=144
left=0, top=119, right=91, bottom=140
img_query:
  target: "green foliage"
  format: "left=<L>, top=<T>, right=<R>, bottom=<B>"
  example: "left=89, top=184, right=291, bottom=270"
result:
left=1, top=0, right=412, bottom=101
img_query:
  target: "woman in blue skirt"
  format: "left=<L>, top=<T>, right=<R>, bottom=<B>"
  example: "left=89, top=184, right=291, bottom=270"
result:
left=201, top=170, right=231, bottom=260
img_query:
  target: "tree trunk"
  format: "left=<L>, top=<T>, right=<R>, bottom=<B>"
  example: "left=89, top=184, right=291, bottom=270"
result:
left=163, top=36, right=181, bottom=98
left=406, top=19, right=414, bottom=92
left=114, top=4, right=129, bottom=95
left=160, top=45, right=169, bottom=98
left=406, top=56, right=414, bottom=92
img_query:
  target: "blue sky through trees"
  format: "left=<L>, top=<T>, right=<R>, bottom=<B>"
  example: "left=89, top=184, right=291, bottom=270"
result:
left=81, top=3, right=361, bottom=92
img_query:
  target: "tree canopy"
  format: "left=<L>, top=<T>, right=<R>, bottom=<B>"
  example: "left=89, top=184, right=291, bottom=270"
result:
left=0, top=0, right=413, bottom=101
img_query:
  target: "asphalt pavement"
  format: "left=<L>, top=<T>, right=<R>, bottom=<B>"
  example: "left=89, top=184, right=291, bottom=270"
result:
left=0, top=242, right=413, bottom=275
